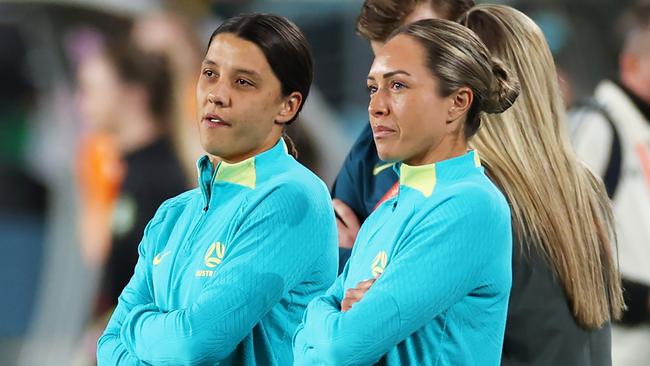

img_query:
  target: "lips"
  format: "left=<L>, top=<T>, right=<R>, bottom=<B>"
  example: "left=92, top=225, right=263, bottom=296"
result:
left=202, top=113, right=231, bottom=128
left=372, top=124, right=397, bottom=138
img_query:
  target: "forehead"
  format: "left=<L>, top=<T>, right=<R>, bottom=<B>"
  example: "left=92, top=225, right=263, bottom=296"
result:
left=204, top=33, right=272, bottom=74
left=369, top=35, right=427, bottom=76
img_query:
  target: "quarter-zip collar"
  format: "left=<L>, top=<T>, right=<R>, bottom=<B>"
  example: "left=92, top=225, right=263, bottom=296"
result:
left=195, top=139, right=289, bottom=210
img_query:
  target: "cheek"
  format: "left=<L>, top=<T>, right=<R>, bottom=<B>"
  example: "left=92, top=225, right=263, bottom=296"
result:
left=396, top=96, right=448, bottom=146
left=416, top=94, right=447, bottom=124
left=389, top=94, right=409, bottom=128
left=262, top=89, right=283, bottom=114
left=392, top=95, right=423, bottom=135
left=250, top=91, right=283, bottom=124
left=196, top=81, right=208, bottom=105
left=232, top=94, right=277, bottom=135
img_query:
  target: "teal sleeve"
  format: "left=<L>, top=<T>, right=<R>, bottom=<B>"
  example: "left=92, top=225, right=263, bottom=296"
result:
left=294, top=192, right=510, bottom=365
left=119, top=185, right=336, bottom=365
left=292, top=259, right=349, bottom=364
left=97, top=219, right=158, bottom=365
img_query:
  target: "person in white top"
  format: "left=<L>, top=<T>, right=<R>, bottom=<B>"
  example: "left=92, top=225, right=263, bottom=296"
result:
left=570, top=2, right=650, bottom=365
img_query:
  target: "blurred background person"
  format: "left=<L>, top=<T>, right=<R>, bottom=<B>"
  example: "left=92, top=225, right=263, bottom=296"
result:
left=74, top=38, right=186, bottom=363
left=74, top=34, right=124, bottom=269
left=131, top=12, right=206, bottom=186
left=570, top=1, right=650, bottom=365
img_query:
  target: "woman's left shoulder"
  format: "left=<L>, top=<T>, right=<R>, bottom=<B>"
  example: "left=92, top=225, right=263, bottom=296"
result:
left=443, top=177, right=510, bottom=216
left=273, top=159, right=329, bottom=196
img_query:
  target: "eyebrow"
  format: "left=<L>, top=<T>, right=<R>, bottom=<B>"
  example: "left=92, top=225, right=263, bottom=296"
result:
left=202, top=59, right=262, bottom=80
left=367, top=70, right=412, bottom=81
left=202, top=59, right=217, bottom=67
left=234, top=68, right=262, bottom=80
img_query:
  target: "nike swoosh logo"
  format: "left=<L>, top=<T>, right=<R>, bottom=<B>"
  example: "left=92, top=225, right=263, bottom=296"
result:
left=373, top=163, right=393, bottom=176
left=153, top=251, right=171, bottom=265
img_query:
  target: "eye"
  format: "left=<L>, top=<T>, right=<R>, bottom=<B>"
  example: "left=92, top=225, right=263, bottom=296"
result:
left=202, top=69, right=217, bottom=78
left=391, top=81, right=406, bottom=90
left=367, top=84, right=378, bottom=95
left=235, top=78, right=253, bottom=87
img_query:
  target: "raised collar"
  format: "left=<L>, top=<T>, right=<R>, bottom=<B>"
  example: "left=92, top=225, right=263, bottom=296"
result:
left=196, top=138, right=288, bottom=191
left=397, top=150, right=482, bottom=198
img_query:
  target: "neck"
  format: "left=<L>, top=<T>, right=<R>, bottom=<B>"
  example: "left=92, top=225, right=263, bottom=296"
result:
left=216, top=133, right=282, bottom=165
left=405, top=133, right=467, bottom=166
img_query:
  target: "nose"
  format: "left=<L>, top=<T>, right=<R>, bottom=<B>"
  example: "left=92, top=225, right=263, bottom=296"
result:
left=207, top=81, right=231, bottom=108
left=368, top=89, right=389, bottom=118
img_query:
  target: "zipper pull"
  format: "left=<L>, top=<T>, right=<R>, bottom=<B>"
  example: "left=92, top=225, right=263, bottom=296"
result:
left=203, top=204, right=209, bottom=212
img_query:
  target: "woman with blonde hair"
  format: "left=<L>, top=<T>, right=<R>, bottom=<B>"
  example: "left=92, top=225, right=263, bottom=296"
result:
left=294, top=18, right=519, bottom=365
left=460, top=5, right=624, bottom=365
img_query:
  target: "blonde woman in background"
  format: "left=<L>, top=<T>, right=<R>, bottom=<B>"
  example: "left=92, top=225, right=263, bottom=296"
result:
left=460, top=5, right=625, bottom=365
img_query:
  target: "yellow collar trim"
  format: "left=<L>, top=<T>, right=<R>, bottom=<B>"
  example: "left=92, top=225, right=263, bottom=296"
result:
left=473, top=150, right=481, bottom=167
left=399, top=151, right=480, bottom=197
left=215, top=157, right=256, bottom=189
left=399, top=163, right=437, bottom=198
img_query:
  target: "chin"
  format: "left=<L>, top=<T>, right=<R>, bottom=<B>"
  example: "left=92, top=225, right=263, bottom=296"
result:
left=376, top=149, right=399, bottom=163
left=199, top=140, right=224, bottom=158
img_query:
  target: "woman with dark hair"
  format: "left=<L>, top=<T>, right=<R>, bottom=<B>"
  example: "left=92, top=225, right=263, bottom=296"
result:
left=294, top=19, right=519, bottom=365
left=97, top=13, right=337, bottom=365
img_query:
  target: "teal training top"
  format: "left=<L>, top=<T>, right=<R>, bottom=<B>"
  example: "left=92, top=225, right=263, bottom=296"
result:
left=97, top=139, right=338, bottom=366
left=293, top=151, right=512, bottom=366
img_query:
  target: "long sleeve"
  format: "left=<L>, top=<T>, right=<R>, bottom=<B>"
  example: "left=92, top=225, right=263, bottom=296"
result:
left=97, top=217, right=159, bottom=366
left=293, top=260, right=349, bottom=364
left=119, top=185, right=336, bottom=365
left=294, top=192, right=511, bottom=365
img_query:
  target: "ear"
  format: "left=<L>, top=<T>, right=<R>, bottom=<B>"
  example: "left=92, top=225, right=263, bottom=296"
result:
left=275, top=91, right=303, bottom=125
left=446, top=86, right=473, bottom=123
